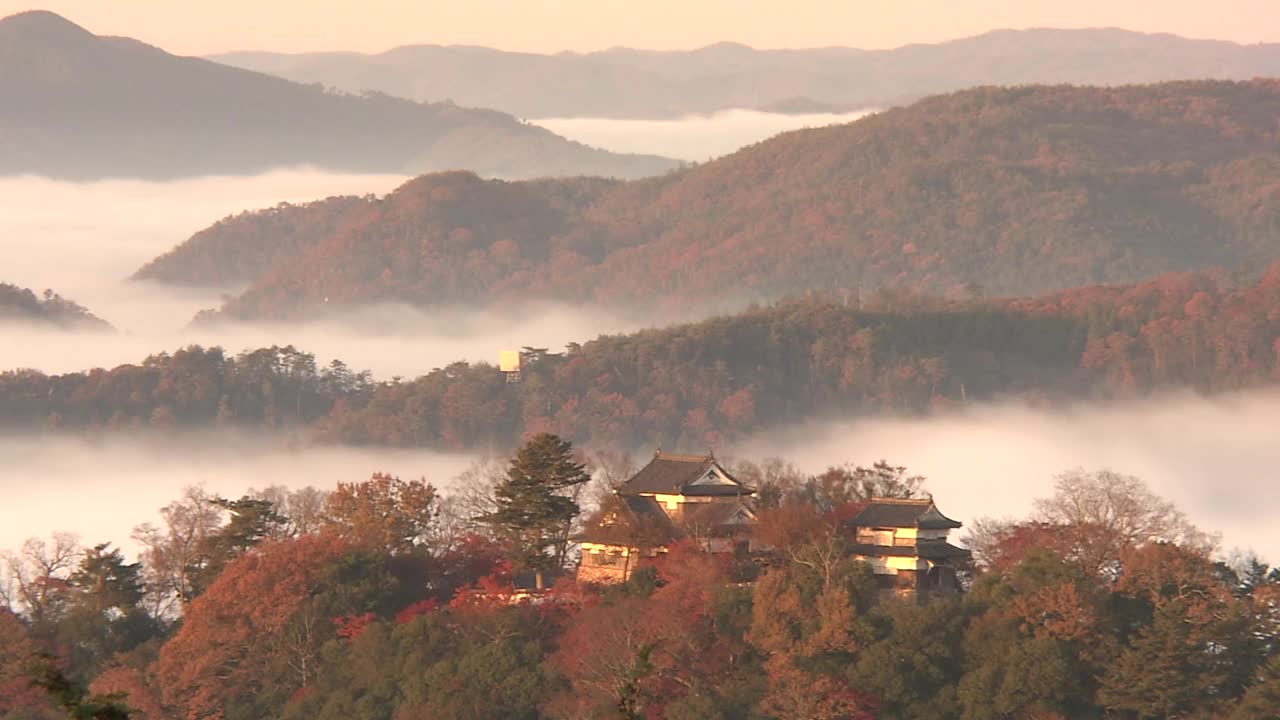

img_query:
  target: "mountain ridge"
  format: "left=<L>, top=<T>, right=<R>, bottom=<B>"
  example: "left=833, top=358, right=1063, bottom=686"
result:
left=137, top=80, right=1280, bottom=323
left=210, top=27, right=1280, bottom=119
left=0, top=11, right=678, bottom=180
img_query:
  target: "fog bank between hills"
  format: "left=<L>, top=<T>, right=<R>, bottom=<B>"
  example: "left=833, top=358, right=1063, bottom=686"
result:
left=739, top=389, right=1280, bottom=560
left=535, top=108, right=877, bottom=161
left=5, top=390, right=1278, bottom=563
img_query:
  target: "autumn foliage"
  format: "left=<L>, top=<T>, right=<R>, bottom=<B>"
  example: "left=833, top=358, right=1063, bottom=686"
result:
left=136, top=81, right=1280, bottom=322
left=9, top=261, right=1280, bottom=453
left=3, top=461, right=1280, bottom=719
left=153, top=534, right=351, bottom=718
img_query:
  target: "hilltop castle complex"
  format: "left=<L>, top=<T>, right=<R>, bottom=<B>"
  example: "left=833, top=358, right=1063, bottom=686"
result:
left=576, top=450, right=971, bottom=596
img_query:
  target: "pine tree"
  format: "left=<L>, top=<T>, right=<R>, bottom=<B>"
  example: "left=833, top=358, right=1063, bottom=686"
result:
left=1100, top=601, right=1231, bottom=719
left=481, top=433, right=590, bottom=588
left=29, top=654, right=132, bottom=719
left=68, top=545, right=144, bottom=615
left=1231, top=654, right=1280, bottom=720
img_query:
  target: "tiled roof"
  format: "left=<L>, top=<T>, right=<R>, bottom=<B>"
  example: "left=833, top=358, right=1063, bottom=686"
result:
left=682, top=501, right=756, bottom=530
left=577, top=494, right=680, bottom=546
left=620, top=451, right=754, bottom=497
left=847, top=498, right=962, bottom=530
left=916, top=542, right=973, bottom=560
left=850, top=541, right=972, bottom=561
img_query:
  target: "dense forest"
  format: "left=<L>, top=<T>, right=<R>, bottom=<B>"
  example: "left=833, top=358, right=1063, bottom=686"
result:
left=212, top=28, right=1280, bottom=119
left=134, top=176, right=622, bottom=290
left=0, top=283, right=110, bottom=330
left=2, top=436, right=1278, bottom=719
left=0, top=11, right=676, bottom=180
left=9, top=263, right=1280, bottom=449
left=138, top=80, right=1280, bottom=321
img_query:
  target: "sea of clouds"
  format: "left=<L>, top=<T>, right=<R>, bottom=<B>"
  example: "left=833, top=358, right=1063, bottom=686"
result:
left=3, top=115, right=1278, bottom=567
left=0, top=171, right=648, bottom=378
left=740, top=390, right=1280, bottom=561
left=0, top=432, right=482, bottom=554
left=5, top=391, right=1279, bottom=561
left=535, top=108, right=877, bottom=162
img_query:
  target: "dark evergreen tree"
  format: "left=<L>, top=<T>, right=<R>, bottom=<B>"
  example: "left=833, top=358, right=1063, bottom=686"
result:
left=68, top=546, right=143, bottom=615
left=29, top=654, right=132, bottom=720
left=193, top=496, right=287, bottom=595
left=1100, top=601, right=1234, bottom=719
left=59, top=545, right=156, bottom=681
left=480, top=433, right=590, bottom=587
left=852, top=600, right=965, bottom=720
left=1230, top=654, right=1280, bottom=720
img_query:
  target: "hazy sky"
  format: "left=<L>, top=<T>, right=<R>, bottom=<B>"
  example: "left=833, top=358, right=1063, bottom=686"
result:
left=4, top=1, right=1279, bottom=55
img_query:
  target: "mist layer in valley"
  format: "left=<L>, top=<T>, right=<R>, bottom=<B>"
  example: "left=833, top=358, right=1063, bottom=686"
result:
left=5, top=391, right=1278, bottom=564
left=0, top=432, right=481, bottom=555
left=0, top=172, right=647, bottom=377
left=0, top=107, right=854, bottom=374
left=535, top=109, right=877, bottom=162
left=4, top=136, right=1279, bottom=567
left=741, top=389, right=1280, bottom=561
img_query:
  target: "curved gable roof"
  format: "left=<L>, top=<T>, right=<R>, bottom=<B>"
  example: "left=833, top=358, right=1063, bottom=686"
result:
left=578, top=494, right=680, bottom=546
left=620, top=451, right=754, bottom=497
left=848, top=498, right=962, bottom=529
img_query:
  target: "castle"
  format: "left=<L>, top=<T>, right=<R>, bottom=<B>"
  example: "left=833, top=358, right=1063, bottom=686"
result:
left=577, top=451, right=755, bottom=584
left=576, top=450, right=970, bottom=595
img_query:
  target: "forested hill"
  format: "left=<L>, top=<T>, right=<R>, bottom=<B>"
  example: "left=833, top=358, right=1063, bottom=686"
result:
left=140, top=81, right=1280, bottom=321
left=10, top=263, right=1280, bottom=448
left=211, top=27, right=1280, bottom=119
left=135, top=175, right=621, bottom=289
left=0, top=283, right=110, bottom=330
left=0, top=11, right=676, bottom=180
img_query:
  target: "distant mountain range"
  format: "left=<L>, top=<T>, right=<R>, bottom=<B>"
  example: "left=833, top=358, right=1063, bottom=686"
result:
left=211, top=28, right=1280, bottom=119
left=0, top=11, right=676, bottom=180
left=137, top=80, right=1280, bottom=322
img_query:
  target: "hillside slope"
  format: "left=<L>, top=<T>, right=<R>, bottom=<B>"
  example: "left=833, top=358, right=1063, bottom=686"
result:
left=0, top=283, right=110, bottom=330
left=140, top=81, right=1280, bottom=321
left=212, top=28, right=1280, bottom=118
left=0, top=11, right=676, bottom=180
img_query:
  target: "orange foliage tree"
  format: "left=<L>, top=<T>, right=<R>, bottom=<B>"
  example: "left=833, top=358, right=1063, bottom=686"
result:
left=545, top=545, right=738, bottom=719
left=153, top=534, right=351, bottom=719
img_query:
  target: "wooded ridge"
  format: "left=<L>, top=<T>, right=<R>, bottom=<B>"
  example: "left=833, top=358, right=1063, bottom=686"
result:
left=0, top=283, right=111, bottom=331
left=10, top=262, right=1280, bottom=449
left=137, top=81, right=1280, bottom=322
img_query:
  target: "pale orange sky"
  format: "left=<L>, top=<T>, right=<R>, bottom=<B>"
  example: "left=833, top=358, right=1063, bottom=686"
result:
left=3, top=0, right=1279, bottom=55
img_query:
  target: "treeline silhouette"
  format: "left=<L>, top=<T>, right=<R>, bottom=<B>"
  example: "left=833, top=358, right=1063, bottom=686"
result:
left=137, top=81, right=1280, bottom=321
left=6, top=263, right=1280, bottom=449
left=0, top=283, right=110, bottom=330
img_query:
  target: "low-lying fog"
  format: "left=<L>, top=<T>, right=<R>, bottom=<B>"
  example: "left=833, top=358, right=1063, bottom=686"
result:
left=535, top=109, right=877, bottom=162
left=0, top=432, right=480, bottom=555
left=2, top=129, right=1277, bottom=568
left=4, top=391, right=1278, bottom=562
left=0, top=302, right=645, bottom=379
left=0, top=172, right=645, bottom=377
left=741, top=389, right=1280, bottom=561
left=0, top=110, right=880, bottom=375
